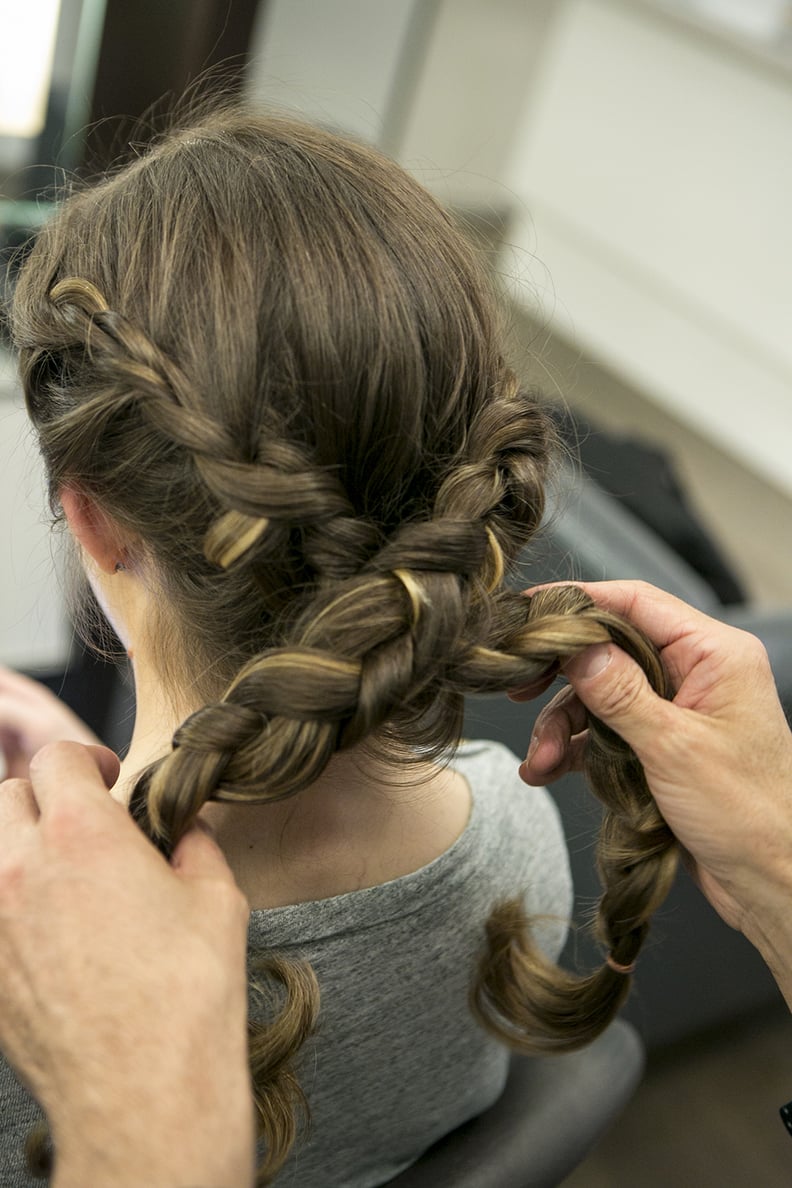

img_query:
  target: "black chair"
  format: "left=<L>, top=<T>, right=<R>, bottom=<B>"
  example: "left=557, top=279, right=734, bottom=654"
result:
left=387, top=1020, right=644, bottom=1187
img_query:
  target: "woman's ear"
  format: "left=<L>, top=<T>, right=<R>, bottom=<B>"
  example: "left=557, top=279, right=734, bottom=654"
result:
left=60, top=486, right=126, bottom=575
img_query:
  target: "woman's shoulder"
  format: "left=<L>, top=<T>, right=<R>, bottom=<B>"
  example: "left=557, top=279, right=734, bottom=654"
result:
left=451, top=737, right=555, bottom=833
left=452, top=736, right=526, bottom=782
left=452, top=737, right=572, bottom=951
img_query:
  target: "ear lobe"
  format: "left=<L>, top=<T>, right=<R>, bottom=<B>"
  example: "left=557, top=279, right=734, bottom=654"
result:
left=60, top=486, right=124, bottom=575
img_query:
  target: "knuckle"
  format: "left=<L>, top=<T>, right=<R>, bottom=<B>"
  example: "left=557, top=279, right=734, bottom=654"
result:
left=716, top=627, right=774, bottom=690
left=0, top=857, right=25, bottom=901
left=45, top=795, right=93, bottom=849
left=212, top=874, right=250, bottom=920
left=0, top=778, right=36, bottom=821
left=29, top=739, right=64, bottom=765
left=536, top=685, right=575, bottom=729
left=27, top=739, right=71, bottom=777
left=532, top=702, right=558, bottom=738
left=235, top=888, right=252, bottom=921
left=740, top=630, right=771, bottom=672
left=631, top=580, right=653, bottom=598
left=594, top=665, right=648, bottom=720
left=624, top=580, right=653, bottom=615
left=231, top=883, right=252, bottom=920
left=0, top=777, right=32, bottom=798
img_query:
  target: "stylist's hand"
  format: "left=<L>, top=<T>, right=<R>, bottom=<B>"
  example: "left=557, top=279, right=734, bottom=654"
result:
left=515, top=581, right=792, bottom=972
left=0, top=666, right=100, bottom=779
left=0, top=742, right=254, bottom=1188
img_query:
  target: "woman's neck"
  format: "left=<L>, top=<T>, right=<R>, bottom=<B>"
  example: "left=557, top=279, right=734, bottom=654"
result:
left=114, top=659, right=193, bottom=803
left=112, top=656, right=472, bottom=911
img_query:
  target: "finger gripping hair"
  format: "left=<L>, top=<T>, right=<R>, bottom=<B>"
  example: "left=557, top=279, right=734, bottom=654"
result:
left=471, top=585, right=679, bottom=1053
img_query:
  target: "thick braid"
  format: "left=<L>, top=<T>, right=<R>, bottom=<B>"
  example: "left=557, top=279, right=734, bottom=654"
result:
left=381, top=374, right=680, bottom=1051
left=45, top=280, right=353, bottom=574
left=466, top=584, right=679, bottom=1051
left=105, top=328, right=680, bottom=1060
left=434, top=366, right=553, bottom=556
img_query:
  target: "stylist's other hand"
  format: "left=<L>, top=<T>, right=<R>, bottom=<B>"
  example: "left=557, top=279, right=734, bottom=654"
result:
left=0, top=666, right=100, bottom=779
left=514, top=581, right=792, bottom=978
left=0, top=742, right=254, bottom=1188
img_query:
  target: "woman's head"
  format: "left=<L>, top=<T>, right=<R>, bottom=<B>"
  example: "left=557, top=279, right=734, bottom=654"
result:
left=12, top=107, right=558, bottom=825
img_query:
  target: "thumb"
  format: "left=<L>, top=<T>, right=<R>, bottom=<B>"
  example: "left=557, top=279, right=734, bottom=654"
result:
left=563, top=643, right=672, bottom=758
left=28, top=741, right=120, bottom=813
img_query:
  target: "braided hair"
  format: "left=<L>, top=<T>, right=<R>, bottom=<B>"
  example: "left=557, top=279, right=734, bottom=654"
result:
left=12, top=108, right=677, bottom=1181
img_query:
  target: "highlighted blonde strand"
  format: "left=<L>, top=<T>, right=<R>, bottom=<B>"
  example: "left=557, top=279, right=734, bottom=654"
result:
left=204, top=509, right=269, bottom=569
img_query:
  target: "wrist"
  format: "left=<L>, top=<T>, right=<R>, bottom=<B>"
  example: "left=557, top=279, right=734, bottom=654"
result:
left=50, top=1084, right=255, bottom=1188
left=52, top=1140, right=255, bottom=1188
left=737, top=866, right=792, bottom=1011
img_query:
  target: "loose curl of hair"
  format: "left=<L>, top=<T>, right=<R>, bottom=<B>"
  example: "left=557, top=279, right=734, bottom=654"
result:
left=11, top=107, right=677, bottom=1182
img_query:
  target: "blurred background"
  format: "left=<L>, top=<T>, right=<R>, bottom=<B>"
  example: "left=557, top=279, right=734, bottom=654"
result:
left=1, top=1, right=792, bottom=1183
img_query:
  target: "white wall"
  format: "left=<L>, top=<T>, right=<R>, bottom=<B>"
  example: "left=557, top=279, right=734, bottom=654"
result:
left=0, top=352, right=69, bottom=669
left=505, top=0, right=792, bottom=497
left=245, top=0, right=558, bottom=206
left=397, top=0, right=555, bottom=207
left=245, top=0, right=421, bottom=144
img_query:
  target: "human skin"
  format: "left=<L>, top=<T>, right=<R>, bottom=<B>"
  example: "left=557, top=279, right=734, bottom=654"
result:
left=0, top=741, right=255, bottom=1188
left=514, top=580, right=792, bottom=1010
left=0, top=665, right=100, bottom=779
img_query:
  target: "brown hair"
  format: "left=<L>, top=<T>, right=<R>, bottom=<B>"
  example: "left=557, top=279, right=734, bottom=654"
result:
left=11, top=108, right=677, bottom=1181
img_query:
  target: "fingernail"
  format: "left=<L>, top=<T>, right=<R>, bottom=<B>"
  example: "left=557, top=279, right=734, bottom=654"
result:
left=519, top=759, right=544, bottom=785
left=565, top=643, right=612, bottom=681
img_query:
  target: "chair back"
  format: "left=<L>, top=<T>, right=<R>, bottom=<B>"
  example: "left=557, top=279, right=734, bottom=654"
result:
left=386, top=1019, right=644, bottom=1187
